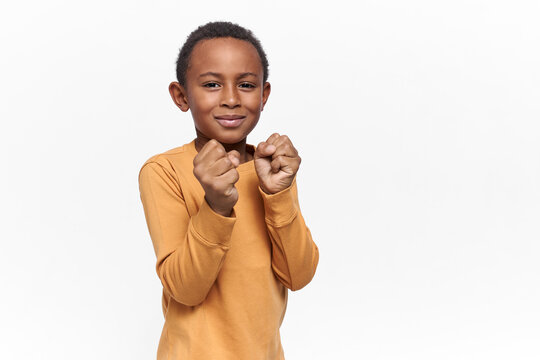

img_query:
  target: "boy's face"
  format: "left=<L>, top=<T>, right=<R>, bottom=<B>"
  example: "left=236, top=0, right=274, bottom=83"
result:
left=174, top=37, right=270, bottom=145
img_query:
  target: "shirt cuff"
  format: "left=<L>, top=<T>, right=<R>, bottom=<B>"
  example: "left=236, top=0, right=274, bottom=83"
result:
left=258, top=177, right=299, bottom=227
left=190, top=198, right=237, bottom=246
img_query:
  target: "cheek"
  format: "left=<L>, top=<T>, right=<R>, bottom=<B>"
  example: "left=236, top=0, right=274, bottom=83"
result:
left=243, top=93, right=264, bottom=112
left=188, top=89, right=218, bottom=113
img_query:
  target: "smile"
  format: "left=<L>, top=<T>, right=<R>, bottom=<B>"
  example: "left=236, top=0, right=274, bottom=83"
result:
left=214, top=115, right=246, bottom=128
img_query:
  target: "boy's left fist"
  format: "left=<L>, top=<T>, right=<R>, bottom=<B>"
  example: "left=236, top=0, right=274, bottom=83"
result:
left=254, top=133, right=301, bottom=194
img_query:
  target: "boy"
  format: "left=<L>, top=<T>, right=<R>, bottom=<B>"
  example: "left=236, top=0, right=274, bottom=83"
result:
left=138, top=21, right=319, bottom=360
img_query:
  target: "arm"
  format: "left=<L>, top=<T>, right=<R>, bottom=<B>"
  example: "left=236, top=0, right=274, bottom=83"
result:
left=254, top=133, right=319, bottom=290
left=259, top=177, right=319, bottom=291
left=138, top=161, right=236, bottom=306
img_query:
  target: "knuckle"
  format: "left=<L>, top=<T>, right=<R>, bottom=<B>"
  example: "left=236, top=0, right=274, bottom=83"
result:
left=225, top=168, right=238, bottom=181
left=257, top=142, right=266, bottom=151
left=200, top=174, right=209, bottom=185
left=226, top=188, right=236, bottom=197
left=209, top=182, right=219, bottom=192
left=268, top=133, right=279, bottom=141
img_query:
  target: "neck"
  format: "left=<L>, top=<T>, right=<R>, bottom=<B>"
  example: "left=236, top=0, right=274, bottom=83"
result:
left=194, top=132, right=253, bottom=164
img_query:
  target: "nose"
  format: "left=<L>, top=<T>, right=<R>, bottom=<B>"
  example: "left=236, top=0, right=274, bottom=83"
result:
left=220, top=84, right=240, bottom=108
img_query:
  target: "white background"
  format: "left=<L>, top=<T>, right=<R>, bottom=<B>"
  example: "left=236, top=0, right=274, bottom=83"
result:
left=1, top=1, right=539, bottom=359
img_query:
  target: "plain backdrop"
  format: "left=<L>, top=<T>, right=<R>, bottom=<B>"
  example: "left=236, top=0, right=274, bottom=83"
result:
left=1, top=1, right=539, bottom=359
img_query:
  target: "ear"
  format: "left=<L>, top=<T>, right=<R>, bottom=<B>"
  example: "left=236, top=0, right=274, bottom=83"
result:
left=261, top=82, right=271, bottom=111
left=169, top=81, right=190, bottom=112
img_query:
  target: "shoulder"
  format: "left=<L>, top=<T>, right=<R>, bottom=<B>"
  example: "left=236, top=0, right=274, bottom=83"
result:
left=140, top=144, right=187, bottom=168
left=138, top=141, right=195, bottom=183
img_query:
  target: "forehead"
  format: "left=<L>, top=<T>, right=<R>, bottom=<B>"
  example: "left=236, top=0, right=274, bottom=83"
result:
left=187, top=37, right=263, bottom=77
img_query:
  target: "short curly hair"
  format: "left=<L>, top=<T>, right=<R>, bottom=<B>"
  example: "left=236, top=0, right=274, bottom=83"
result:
left=175, top=21, right=269, bottom=87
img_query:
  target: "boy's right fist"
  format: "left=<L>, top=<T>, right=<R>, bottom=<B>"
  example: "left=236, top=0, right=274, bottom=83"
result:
left=193, top=139, right=240, bottom=217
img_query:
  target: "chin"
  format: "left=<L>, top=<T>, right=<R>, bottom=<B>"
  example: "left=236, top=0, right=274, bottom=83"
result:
left=213, top=129, right=252, bottom=145
left=217, top=135, right=248, bottom=145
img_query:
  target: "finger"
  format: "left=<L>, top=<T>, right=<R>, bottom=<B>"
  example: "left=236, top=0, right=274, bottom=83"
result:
left=271, top=155, right=301, bottom=174
left=254, top=141, right=276, bottom=160
left=196, top=139, right=226, bottom=164
left=227, top=150, right=240, bottom=167
left=270, top=157, right=281, bottom=173
left=218, top=167, right=240, bottom=186
left=224, top=185, right=238, bottom=198
left=265, top=132, right=281, bottom=145
left=273, top=135, right=298, bottom=157
left=210, top=156, right=237, bottom=176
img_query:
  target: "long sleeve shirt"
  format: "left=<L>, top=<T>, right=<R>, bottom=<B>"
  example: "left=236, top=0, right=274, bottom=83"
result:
left=138, top=139, right=319, bottom=360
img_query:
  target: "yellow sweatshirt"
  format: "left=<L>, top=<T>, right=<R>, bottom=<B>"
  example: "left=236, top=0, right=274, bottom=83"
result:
left=138, top=139, right=319, bottom=360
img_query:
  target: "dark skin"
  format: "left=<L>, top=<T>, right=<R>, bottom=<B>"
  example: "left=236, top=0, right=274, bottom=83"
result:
left=169, top=37, right=301, bottom=216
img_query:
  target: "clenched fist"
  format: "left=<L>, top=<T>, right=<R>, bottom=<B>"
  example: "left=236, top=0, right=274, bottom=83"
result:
left=254, top=133, right=301, bottom=194
left=193, top=139, right=240, bottom=217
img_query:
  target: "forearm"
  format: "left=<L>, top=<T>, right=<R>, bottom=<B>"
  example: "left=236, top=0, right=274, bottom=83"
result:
left=266, top=212, right=319, bottom=290
left=259, top=178, right=319, bottom=290
left=156, top=199, right=236, bottom=305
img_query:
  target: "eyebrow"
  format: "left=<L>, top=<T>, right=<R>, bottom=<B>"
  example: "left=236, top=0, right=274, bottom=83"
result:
left=198, top=71, right=259, bottom=79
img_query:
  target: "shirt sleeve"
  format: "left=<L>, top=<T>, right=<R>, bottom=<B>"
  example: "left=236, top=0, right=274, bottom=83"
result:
left=138, top=161, right=237, bottom=306
left=258, top=177, right=319, bottom=291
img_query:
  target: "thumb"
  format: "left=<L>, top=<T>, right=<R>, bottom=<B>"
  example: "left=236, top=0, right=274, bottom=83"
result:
left=254, top=142, right=276, bottom=160
left=227, top=150, right=241, bottom=167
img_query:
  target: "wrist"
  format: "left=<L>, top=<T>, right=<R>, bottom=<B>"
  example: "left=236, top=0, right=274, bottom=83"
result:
left=259, top=184, right=274, bottom=195
left=258, top=177, right=295, bottom=195
left=258, top=178, right=299, bottom=226
left=204, top=195, right=234, bottom=217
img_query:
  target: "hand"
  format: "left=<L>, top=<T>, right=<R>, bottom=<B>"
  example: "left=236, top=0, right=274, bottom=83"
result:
left=193, top=139, right=240, bottom=217
left=254, top=133, right=301, bottom=194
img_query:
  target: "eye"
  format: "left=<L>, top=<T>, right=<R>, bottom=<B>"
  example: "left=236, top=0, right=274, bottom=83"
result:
left=239, top=82, right=256, bottom=89
left=203, top=82, right=220, bottom=88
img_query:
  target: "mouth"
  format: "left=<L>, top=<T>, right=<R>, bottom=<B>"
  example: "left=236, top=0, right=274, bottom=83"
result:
left=214, top=115, right=246, bottom=128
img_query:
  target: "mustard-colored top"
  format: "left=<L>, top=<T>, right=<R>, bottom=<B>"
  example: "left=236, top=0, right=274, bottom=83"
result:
left=138, top=139, right=319, bottom=360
